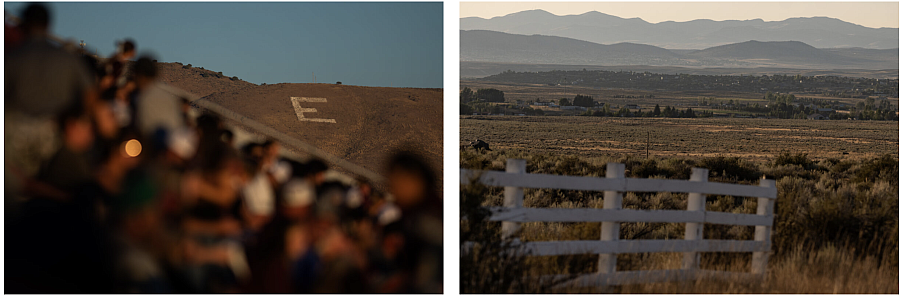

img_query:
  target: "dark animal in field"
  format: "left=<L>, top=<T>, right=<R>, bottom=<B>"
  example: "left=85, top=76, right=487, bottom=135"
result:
left=469, top=139, right=492, bottom=151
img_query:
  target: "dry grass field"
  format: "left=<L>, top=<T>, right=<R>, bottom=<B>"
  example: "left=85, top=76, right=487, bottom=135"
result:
left=460, top=116, right=897, bottom=162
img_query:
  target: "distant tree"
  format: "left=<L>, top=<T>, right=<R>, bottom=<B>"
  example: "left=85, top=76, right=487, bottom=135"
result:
left=461, top=103, right=474, bottom=115
left=653, top=104, right=661, bottom=117
left=460, top=87, right=475, bottom=103
left=475, top=88, right=504, bottom=102
left=572, top=94, right=594, bottom=108
left=559, top=98, right=571, bottom=106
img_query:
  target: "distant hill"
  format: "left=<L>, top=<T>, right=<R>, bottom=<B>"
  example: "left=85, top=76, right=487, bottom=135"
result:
left=685, top=40, right=887, bottom=68
left=461, top=30, right=898, bottom=70
left=461, top=9, right=899, bottom=50
left=157, top=62, right=443, bottom=182
left=461, top=30, right=682, bottom=66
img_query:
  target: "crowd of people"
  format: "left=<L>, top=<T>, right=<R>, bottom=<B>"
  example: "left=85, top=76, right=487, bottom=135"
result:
left=5, top=3, right=442, bottom=293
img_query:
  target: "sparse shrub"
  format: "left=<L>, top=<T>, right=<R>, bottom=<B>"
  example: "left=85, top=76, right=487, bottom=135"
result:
left=183, top=64, right=192, bottom=69
left=697, top=156, right=760, bottom=182
left=773, top=152, right=817, bottom=170
left=853, top=153, right=898, bottom=184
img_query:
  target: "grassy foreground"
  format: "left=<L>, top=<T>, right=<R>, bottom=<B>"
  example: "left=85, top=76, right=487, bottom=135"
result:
left=460, top=149, right=898, bottom=293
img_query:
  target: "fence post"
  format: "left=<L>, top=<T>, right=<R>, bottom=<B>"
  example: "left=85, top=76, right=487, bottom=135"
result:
left=502, top=159, right=526, bottom=240
left=598, top=163, right=625, bottom=276
left=682, top=168, right=709, bottom=273
left=752, top=178, right=776, bottom=277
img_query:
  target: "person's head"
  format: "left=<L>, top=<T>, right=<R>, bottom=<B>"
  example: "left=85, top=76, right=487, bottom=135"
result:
left=120, top=39, right=136, bottom=60
left=241, top=142, right=264, bottom=164
left=58, top=101, right=94, bottom=153
left=220, top=129, right=234, bottom=146
left=20, top=3, right=50, bottom=36
left=387, top=150, right=437, bottom=210
left=262, top=139, right=280, bottom=161
left=305, top=158, right=329, bottom=185
left=132, top=56, right=157, bottom=89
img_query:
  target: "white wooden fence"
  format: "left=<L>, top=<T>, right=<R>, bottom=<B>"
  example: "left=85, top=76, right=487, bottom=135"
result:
left=460, top=159, right=777, bottom=288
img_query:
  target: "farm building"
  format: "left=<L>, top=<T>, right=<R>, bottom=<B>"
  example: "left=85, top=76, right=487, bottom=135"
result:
left=625, top=104, right=641, bottom=110
left=807, top=113, right=827, bottom=120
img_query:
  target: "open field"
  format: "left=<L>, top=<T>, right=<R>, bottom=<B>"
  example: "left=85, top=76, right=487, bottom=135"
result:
left=461, top=61, right=900, bottom=80
left=460, top=80, right=897, bottom=114
left=460, top=116, right=897, bottom=162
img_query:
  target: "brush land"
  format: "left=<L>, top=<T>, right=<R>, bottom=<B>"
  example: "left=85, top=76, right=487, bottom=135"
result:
left=459, top=85, right=898, bottom=294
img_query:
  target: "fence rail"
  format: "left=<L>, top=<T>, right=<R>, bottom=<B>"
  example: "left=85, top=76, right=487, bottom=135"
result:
left=461, top=159, right=777, bottom=288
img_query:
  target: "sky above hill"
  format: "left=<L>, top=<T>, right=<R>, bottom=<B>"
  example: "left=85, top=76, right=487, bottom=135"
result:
left=461, top=2, right=899, bottom=29
left=5, top=2, right=443, bottom=88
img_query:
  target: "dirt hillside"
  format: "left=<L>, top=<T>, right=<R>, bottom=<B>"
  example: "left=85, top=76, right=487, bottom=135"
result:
left=157, top=62, right=443, bottom=183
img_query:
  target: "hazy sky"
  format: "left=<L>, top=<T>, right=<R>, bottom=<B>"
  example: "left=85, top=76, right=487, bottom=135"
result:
left=5, top=2, right=443, bottom=88
left=460, top=2, right=899, bottom=29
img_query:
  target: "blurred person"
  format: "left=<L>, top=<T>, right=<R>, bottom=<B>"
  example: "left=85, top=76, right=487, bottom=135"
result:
left=368, top=220, right=407, bottom=292
left=262, top=139, right=292, bottom=187
left=92, top=80, right=122, bottom=140
left=242, top=156, right=275, bottom=231
left=34, top=101, right=95, bottom=196
left=181, top=141, right=246, bottom=209
left=109, top=171, right=175, bottom=293
left=387, top=150, right=443, bottom=293
left=6, top=133, right=144, bottom=293
left=5, top=3, right=97, bottom=194
left=5, top=13, right=24, bottom=49
left=101, top=39, right=135, bottom=91
left=151, top=127, right=199, bottom=217
left=176, top=202, right=247, bottom=293
left=132, top=56, right=185, bottom=144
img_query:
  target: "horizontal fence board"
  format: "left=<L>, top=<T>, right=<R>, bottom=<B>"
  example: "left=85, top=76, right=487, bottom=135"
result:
left=522, top=239, right=767, bottom=256
left=489, top=207, right=703, bottom=223
left=460, top=169, right=777, bottom=199
left=487, top=207, right=773, bottom=226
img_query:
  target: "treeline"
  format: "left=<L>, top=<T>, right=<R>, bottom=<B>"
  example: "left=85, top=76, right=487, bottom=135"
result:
left=585, top=104, right=711, bottom=118
left=480, top=69, right=899, bottom=97
left=460, top=87, right=504, bottom=103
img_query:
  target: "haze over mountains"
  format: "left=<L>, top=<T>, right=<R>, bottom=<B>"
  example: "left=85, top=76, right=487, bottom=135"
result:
left=461, top=30, right=899, bottom=70
left=461, top=9, right=899, bottom=50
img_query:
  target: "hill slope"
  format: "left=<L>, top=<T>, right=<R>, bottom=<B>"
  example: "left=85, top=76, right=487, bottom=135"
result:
left=157, top=62, right=443, bottom=181
left=462, top=30, right=898, bottom=69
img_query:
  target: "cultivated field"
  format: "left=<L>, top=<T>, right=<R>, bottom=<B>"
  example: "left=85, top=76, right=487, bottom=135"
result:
left=460, top=116, right=897, bottom=162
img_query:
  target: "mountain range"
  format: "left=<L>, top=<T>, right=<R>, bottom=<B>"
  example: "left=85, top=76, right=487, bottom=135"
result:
left=461, top=9, right=899, bottom=50
left=461, top=30, right=898, bottom=70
